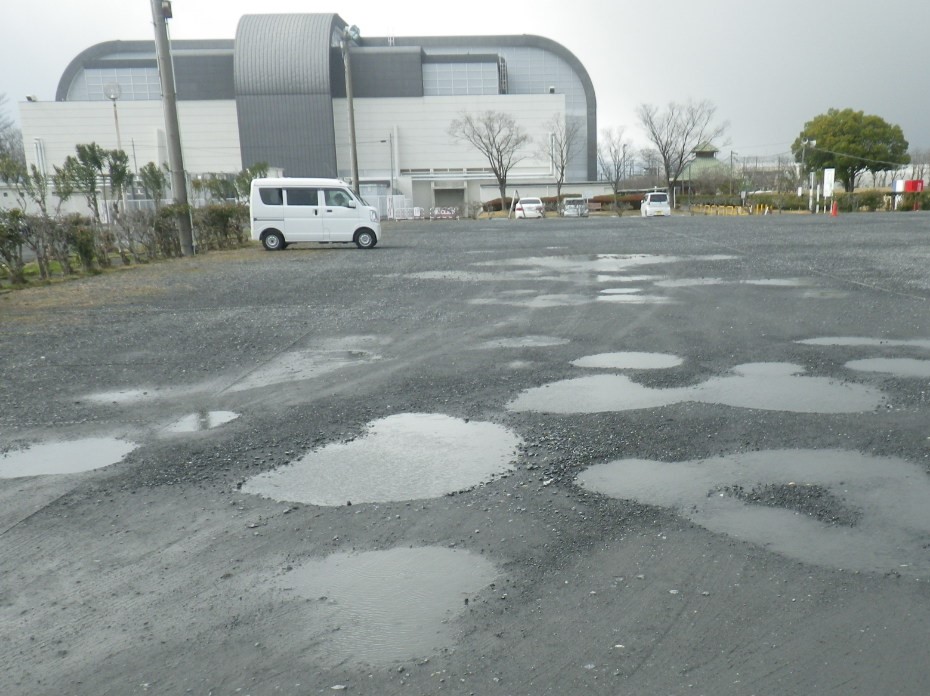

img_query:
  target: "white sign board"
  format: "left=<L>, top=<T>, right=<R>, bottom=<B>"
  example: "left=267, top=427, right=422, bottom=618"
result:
left=823, top=168, right=836, bottom=198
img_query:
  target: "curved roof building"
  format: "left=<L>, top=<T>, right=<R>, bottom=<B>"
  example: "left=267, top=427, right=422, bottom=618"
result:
left=32, top=13, right=597, bottom=207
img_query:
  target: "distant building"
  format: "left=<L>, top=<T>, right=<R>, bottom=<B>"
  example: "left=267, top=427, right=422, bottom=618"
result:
left=19, top=13, right=596, bottom=211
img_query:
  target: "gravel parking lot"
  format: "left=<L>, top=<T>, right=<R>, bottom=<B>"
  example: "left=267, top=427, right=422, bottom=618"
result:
left=2, top=212, right=930, bottom=695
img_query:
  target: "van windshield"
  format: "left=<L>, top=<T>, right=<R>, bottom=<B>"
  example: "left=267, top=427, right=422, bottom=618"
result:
left=649, top=193, right=668, bottom=203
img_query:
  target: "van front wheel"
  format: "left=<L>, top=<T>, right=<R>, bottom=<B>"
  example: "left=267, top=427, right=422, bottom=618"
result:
left=354, top=229, right=377, bottom=249
left=262, top=231, right=285, bottom=251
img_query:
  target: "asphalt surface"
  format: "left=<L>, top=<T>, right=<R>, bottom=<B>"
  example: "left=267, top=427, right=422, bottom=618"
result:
left=2, top=212, right=930, bottom=695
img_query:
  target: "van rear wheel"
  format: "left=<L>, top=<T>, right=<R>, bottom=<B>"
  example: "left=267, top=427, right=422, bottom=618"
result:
left=354, top=229, right=376, bottom=249
left=262, top=231, right=284, bottom=251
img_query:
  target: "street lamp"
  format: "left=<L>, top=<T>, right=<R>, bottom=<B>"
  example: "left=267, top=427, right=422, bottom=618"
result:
left=379, top=132, right=395, bottom=220
left=801, top=138, right=817, bottom=212
left=104, top=83, right=129, bottom=217
left=341, top=25, right=361, bottom=196
left=729, top=151, right=738, bottom=196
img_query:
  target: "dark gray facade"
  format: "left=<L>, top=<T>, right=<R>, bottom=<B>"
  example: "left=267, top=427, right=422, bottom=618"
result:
left=234, top=14, right=344, bottom=178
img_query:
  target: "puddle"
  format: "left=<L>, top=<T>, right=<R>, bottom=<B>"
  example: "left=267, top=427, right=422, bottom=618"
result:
left=798, top=337, right=930, bottom=350
left=242, top=413, right=521, bottom=505
left=164, top=411, right=240, bottom=433
left=226, top=350, right=379, bottom=393
left=654, top=278, right=809, bottom=288
left=596, top=293, right=674, bottom=304
left=599, top=288, right=645, bottom=294
left=477, top=254, right=736, bottom=275
left=576, top=449, right=930, bottom=574
left=596, top=275, right=663, bottom=283
left=845, top=358, right=930, bottom=378
left=571, top=352, right=683, bottom=370
left=470, top=294, right=591, bottom=309
left=479, top=336, right=570, bottom=349
left=274, top=547, right=498, bottom=666
left=654, top=278, right=727, bottom=288
left=508, top=362, right=884, bottom=414
left=742, top=278, right=809, bottom=287
left=84, top=388, right=165, bottom=405
left=0, top=438, right=137, bottom=478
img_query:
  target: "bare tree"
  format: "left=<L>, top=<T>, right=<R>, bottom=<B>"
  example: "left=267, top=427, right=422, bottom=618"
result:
left=541, top=113, right=583, bottom=205
left=449, top=111, right=530, bottom=214
left=0, top=94, right=25, bottom=166
left=597, top=127, right=631, bottom=216
left=637, top=99, right=728, bottom=199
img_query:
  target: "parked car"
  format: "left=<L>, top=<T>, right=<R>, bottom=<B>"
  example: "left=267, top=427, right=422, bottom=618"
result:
left=641, top=191, right=671, bottom=217
left=515, top=197, right=545, bottom=219
left=560, top=197, right=589, bottom=217
left=250, top=177, right=381, bottom=250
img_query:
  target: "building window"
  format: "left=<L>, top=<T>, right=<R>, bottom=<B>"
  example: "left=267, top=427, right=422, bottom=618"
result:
left=423, top=62, right=499, bottom=96
left=68, top=67, right=162, bottom=101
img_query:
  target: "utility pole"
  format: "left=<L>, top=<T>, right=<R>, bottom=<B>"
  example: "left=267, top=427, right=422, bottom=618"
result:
left=150, top=0, right=194, bottom=255
left=341, top=25, right=361, bottom=196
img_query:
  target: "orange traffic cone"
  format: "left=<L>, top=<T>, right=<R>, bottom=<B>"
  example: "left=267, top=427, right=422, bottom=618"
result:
left=830, top=201, right=838, bottom=217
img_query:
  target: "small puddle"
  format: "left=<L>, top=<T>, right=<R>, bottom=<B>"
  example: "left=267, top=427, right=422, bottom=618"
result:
left=164, top=411, right=240, bottom=433
left=242, top=413, right=521, bottom=505
left=84, top=388, right=158, bottom=405
left=798, top=337, right=930, bottom=350
left=845, top=358, right=930, bottom=378
left=479, top=336, right=570, bottom=349
left=599, top=288, right=645, bottom=294
left=274, top=547, right=499, bottom=666
left=571, top=352, right=683, bottom=370
left=576, top=449, right=930, bottom=573
left=0, top=438, right=137, bottom=478
left=509, top=362, right=884, bottom=414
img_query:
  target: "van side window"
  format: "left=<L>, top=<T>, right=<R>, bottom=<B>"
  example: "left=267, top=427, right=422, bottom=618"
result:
left=285, top=188, right=319, bottom=206
left=259, top=188, right=283, bottom=205
left=323, top=188, right=353, bottom=207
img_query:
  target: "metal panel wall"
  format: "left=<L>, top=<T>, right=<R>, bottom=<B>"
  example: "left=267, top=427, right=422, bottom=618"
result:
left=234, top=13, right=342, bottom=176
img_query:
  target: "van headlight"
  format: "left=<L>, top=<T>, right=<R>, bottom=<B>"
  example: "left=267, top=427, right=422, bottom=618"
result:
left=370, top=210, right=379, bottom=223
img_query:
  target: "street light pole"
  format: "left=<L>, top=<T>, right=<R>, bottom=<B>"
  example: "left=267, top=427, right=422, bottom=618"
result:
left=341, top=25, right=361, bottom=196
left=729, top=151, right=738, bottom=196
left=106, top=89, right=130, bottom=217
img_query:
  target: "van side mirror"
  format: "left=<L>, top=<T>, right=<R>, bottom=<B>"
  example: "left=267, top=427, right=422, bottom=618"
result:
left=347, top=200, right=357, bottom=208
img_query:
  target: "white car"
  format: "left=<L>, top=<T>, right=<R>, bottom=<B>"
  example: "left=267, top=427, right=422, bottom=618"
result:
left=641, top=191, right=671, bottom=217
left=515, top=197, right=545, bottom=219
left=560, top=197, right=589, bottom=217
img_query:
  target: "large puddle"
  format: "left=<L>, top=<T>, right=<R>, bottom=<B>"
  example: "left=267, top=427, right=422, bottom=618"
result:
left=0, top=438, right=137, bottom=478
left=509, top=362, right=885, bottom=414
left=242, top=413, right=521, bottom=505
left=163, top=411, right=240, bottom=433
left=576, top=449, right=930, bottom=574
left=274, top=547, right=499, bottom=666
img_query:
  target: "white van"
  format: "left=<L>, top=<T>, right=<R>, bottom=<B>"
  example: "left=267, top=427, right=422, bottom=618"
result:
left=641, top=191, right=671, bottom=217
left=250, top=177, right=381, bottom=250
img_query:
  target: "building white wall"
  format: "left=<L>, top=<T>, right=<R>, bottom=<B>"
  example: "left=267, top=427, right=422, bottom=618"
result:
left=333, top=94, right=565, bottom=207
left=19, top=100, right=242, bottom=177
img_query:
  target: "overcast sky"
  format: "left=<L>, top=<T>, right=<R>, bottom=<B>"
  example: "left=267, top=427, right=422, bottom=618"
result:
left=3, top=0, right=928, bottom=157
